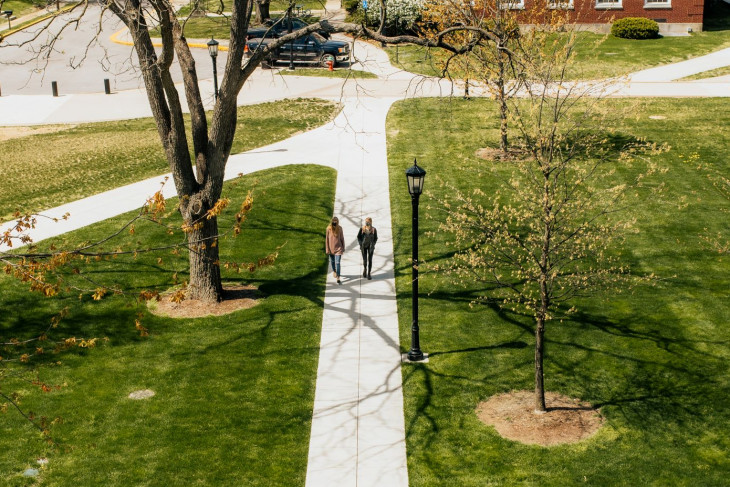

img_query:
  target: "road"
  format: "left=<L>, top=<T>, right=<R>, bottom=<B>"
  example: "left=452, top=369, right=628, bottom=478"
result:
left=0, top=3, right=228, bottom=95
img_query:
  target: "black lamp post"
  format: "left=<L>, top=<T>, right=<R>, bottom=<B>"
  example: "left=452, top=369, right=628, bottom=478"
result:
left=288, top=7, right=295, bottom=71
left=406, top=159, right=426, bottom=362
left=207, top=37, right=219, bottom=100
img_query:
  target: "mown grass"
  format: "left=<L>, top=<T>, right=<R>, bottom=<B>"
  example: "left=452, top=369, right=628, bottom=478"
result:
left=179, top=0, right=324, bottom=14
left=386, top=1, right=730, bottom=81
left=1, top=163, right=336, bottom=486
left=679, top=64, right=730, bottom=80
left=278, top=67, right=378, bottom=78
left=0, top=98, right=339, bottom=220
left=171, top=0, right=324, bottom=39
left=0, top=0, right=40, bottom=19
left=386, top=97, right=730, bottom=485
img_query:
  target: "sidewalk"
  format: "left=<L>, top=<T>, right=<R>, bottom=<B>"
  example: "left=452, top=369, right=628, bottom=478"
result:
left=0, top=93, right=412, bottom=487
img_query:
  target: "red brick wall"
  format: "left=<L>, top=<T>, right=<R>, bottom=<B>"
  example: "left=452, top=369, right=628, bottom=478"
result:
left=513, top=0, right=704, bottom=26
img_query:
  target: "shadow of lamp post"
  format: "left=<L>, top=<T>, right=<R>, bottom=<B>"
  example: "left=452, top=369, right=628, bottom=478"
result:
left=207, top=37, right=219, bottom=100
left=406, top=159, right=427, bottom=362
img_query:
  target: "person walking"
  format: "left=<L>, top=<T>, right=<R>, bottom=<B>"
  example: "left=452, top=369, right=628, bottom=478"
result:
left=325, top=216, right=345, bottom=284
left=357, top=217, right=378, bottom=280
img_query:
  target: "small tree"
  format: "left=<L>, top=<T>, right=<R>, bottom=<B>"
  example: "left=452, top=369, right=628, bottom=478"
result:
left=432, top=28, right=668, bottom=412
left=421, top=0, right=524, bottom=153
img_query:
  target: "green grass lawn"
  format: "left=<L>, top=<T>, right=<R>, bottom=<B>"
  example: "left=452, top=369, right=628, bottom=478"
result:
left=1, top=163, right=336, bottom=486
left=278, top=67, right=378, bottom=78
left=172, top=0, right=324, bottom=39
left=387, top=97, right=730, bottom=485
left=0, top=99, right=339, bottom=220
left=0, top=0, right=42, bottom=18
left=179, top=0, right=324, bottom=14
left=679, top=64, right=730, bottom=80
left=386, top=1, right=730, bottom=81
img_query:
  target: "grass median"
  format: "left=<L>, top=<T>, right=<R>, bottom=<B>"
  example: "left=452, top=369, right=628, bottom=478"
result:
left=387, top=97, right=730, bottom=485
left=1, top=163, right=335, bottom=486
left=0, top=98, right=339, bottom=220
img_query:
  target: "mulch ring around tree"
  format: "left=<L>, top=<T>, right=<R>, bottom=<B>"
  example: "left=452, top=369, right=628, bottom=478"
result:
left=476, top=390, right=604, bottom=446
left=475, top=146, right=529, bottom=163
left=148, top=284, right=261, bottom=319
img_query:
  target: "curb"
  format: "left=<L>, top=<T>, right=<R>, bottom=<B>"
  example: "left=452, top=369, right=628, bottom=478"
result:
left=0, top=3, right=78, bottom=39
left=110, top=28, right=230, bottom=52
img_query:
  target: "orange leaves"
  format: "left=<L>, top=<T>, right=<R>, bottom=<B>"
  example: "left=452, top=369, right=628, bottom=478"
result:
left=92, top=288, right=107, bottom=301
left=206, top=198, right=231, bottom=220
left=234, top=191, right=255, bottom=237
left=138, top=290, right=160, bottom=302
left=169, top=289, right=186, bottom=304
left=78, top=338, right=98, bottom=348
left=221, top=246, right=281, bottom=274
left=144, top=178, right=169, bottom=221
left=135, top=315, right=150, bottom=337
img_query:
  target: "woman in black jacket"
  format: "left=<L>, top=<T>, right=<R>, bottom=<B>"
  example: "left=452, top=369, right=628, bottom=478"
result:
left=357, top=217, right=378, bottom=280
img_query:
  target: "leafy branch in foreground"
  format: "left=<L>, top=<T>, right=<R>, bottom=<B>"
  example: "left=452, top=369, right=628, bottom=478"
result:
left=0, top=179, right=276, bottom=437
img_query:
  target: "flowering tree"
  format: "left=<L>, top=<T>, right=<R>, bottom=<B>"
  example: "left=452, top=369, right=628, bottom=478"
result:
left=432, top=35, right=668, bottom=412
left=363, top=0, right=425, bottom=34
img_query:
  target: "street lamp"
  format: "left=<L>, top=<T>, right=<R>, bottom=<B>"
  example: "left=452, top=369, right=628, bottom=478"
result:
left=288, top=7, right=295, bottom=71
left=207, top=37, right=219, bottom=100
left=406, top=159, right=427, bottom=362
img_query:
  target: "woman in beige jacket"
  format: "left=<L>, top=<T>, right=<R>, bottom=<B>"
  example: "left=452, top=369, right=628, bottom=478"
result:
left=325, top=216, right=345, bottom=284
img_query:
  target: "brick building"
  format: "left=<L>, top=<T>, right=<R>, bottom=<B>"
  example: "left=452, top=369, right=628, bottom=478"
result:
left=508, top=0, right=705, bottom=34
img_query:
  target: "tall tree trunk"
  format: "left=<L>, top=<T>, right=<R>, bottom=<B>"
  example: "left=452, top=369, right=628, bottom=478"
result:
left=535, top=172, right=552, bottom=413
left=185, top=212, right=223, bottom=301
left=497, top=47, right=508, bottom=153
left=534, top=313, right=546, bottom=413
left=255, top=0, right=270, bottom=21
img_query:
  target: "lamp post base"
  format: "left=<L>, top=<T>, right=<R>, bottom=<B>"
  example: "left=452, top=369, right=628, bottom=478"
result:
left=402, top=352, right=429, bottom=364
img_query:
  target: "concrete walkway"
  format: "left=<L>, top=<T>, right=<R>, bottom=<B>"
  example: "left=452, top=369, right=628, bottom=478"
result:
left=0, top=33, right=423, bottom=486
left=1, top=11, right=730, bottom=485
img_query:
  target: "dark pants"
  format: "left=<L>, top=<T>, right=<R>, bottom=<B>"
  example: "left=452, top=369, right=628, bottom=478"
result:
left=361, top=244, right=374, bottom=274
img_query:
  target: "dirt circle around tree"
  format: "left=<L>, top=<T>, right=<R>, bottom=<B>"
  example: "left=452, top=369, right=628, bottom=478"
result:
left=148, top=284, right=261, bottom=319
left=476, top=390, right=604, bottom=446
left=475, top=147, right=528, bottom=163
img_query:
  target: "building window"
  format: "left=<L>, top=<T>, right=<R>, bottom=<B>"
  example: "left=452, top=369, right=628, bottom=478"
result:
left=645, top=0, right=670, bottom=7
left=595, top=0, right=622, bottom=9
left=549, top=0, right=574, bottom=8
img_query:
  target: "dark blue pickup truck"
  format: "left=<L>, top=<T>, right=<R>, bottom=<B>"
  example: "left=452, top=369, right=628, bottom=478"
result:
left=246, top=33, right=350, bottom=68
left=246, top=17, right=330, bottom=40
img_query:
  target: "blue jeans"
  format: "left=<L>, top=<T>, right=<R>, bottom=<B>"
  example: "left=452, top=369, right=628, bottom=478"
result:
left=329, top=254, right=341, bottom=277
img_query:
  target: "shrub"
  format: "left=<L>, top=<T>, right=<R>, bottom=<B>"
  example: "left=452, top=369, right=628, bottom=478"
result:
left=360, top=0, right=424, bottom=35
left=344, top=0, right=360, bottom=14
left=611, top=17, right=660, bottom=39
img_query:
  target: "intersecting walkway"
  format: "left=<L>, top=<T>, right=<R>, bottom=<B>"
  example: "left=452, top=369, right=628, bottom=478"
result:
left=2, top=9, right=730, bottom=486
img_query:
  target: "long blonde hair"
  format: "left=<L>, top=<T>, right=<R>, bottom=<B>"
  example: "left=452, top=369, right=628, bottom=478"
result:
left=327, top=216, right=343, bottom=235
left=361, top=217, right=374, bottom=234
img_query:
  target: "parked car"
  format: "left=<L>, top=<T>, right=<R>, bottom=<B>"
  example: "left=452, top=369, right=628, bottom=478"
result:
left=246, top=33, right=350, bottom=68
left=246, top=16, right=330, bottom=40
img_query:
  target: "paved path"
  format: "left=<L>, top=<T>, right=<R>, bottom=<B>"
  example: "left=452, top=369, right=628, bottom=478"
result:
left=0, top=31, right=433, bottom=485
left=1, top=8, right=730, bottom=485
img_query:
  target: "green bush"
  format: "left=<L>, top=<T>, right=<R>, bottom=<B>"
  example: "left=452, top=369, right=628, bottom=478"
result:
left=343, top=0, right=360, bottom=14
left=611, top=17, right=660, bottom=39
